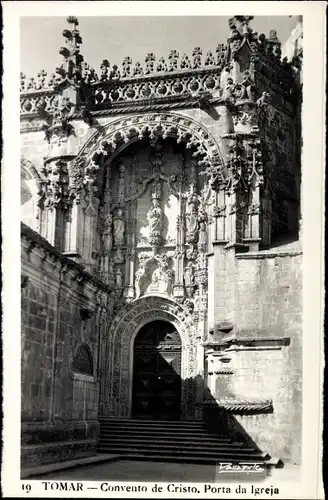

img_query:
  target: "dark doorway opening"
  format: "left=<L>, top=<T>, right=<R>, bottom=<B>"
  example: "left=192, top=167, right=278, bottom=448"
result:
left=132, top=320, right=182, bottom=420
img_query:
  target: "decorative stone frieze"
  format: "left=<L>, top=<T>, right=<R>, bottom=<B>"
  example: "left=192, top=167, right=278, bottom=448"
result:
left=20, top=16, right=297, bottom=124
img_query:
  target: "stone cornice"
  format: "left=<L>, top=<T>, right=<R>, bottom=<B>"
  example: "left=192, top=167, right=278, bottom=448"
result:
left=236, top=250, right=302, bottom=259
left=203, top=337, right=290, bottom=350
left=202, top=398, right=274, bottom=414
left=74, top=94, right=224, bottom=117
left=21, top=223, right=113, bottom=295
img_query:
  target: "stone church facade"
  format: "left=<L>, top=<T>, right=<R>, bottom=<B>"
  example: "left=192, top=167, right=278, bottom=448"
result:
left=21, top=16, right=303, bottom=468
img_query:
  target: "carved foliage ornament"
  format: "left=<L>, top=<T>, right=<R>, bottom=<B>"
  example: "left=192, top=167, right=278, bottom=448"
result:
left=69, top=113, right=223, bottom=200
left=205, top=133, right=264, bottom=194
left=38, top=159, right=70, bottom=209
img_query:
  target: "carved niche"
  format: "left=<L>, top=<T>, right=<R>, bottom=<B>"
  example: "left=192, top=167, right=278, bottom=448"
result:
left=113, top=207, right=125, bottom=247
left=135, top=253, right=174, bottom=298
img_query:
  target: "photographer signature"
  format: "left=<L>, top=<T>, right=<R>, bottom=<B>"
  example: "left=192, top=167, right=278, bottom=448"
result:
left=218, top=462, right=265, bottom=474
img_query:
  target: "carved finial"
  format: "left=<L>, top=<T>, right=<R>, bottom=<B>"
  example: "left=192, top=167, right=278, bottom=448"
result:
left=37, top=69, right=47, bottom=90
left=67, top=16, right=79, bottom=28
left=20, top=72, right=26, bottom=92
left=122, top=56, right=132, bottom=77
left=168, top=50, right=179, bottom=71
left=266, top=30, right=281, bottom=59
left=268, top=29, right=280, bottom=44
left=156, top=57, right=168, bottom=72
left=110, top=64, right=120, bottom=79
left=192, top=47, right=202, bottom=69
left=133, top=61, right=143, bottom=76
left=56, top=16, right=84, bottom=86
left=27, top=77, right=37, bottom=90
left=100, top=59, right=110, bottom=80
left=229, top=15, right=254, bottom=38
left=216, top=44, right=226, bottom=65
left=180, top=54, right=191, bottom=70
left=204, top=50, right=215, bottom=67
left=145, top=53, right=156, bottom=74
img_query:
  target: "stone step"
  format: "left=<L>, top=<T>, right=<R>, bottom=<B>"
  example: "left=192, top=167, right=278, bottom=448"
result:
left=100, top=437, right=254, bottom=452
left=100, top=431, right=237, bottom=445
left=97, top=445, right=268, bottom=462
left=103, top=453, right=267, bottom=466
left=98, top=418, right=206, bottom=428
left=99, top=426, right=231, bottom=441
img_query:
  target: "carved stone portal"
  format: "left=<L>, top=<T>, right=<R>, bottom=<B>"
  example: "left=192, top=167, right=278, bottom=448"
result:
left=99, top=295, right=200, bottom=419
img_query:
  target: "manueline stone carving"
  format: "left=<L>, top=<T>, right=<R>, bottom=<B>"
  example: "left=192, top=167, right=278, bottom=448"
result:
left=147, top=198, right=163, bottom=247
left=198, top=217, right=208, bottom=253
left=115, top=267, right=123, bottom=287
left=102, top=213, right=113, bottom=254
left=185, top=193, right=199, bottom=245
left=184, top=261, right=195, bottom=287
left=113, top=208, right=125, bottom=247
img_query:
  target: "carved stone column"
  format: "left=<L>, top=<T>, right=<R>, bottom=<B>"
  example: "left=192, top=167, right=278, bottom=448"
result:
left=38, top=158, right=71, bottom=249
left=63, top=198, right=79, bottom=254
left=226, top=192, right=238, bottom=244
left=81, top=185, right=101, bottom=274
left=125, top=212, right=137, bottom=300
left=173, top=210, right=185, bottom=300
left=244, top=187, right=261, bottom=251
left=261, top=189, right=272, bottom=248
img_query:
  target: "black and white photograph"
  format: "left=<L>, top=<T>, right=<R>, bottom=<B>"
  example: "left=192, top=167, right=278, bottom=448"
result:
left=1, top=2, right=325, bottom=498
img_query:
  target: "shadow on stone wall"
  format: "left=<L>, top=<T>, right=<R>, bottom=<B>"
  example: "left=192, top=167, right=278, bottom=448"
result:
left=187, top=374, right=275, bottom=457
left=131, top=327, right=282, bottom=468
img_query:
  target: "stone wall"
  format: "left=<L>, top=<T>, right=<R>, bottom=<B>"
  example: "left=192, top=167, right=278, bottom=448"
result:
left=21, top=223, right=113, bottom=469
left=233, top=251, right=302, bottom=464
left=207, top=249, right=301, bottom=465
left=209, top=246, right=302, bottom=464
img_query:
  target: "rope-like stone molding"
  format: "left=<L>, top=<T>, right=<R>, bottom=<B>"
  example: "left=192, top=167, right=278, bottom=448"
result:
left=75, top=96, right=225, bottom=118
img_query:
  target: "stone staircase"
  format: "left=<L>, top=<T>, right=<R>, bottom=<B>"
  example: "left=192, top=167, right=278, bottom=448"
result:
left=97, top=417, right=270, bottom=465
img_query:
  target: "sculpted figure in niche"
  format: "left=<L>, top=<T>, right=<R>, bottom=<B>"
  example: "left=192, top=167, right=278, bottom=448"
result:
left=113, top=247, right=125, bottom=264
left=115, top=267, right=123, bottom=287
left=102, top=213, right=113, bottom=254
left=184, top=261, right=195, bottom=286
left=147, top=197, right=163, bottom=246
left=198, top=219, right=208, bottom=252
left=149, top=268, right=161, bottom=292
left=186, top=201, right=198, bottom=244
left=113, top=208, right=125, bottom=247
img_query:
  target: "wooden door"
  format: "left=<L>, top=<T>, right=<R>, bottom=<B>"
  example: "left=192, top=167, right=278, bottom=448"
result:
left=132, top=321, right=182, bottom=420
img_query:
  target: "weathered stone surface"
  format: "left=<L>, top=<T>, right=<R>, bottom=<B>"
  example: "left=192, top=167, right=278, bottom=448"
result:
left=21, top=224, right=113, bottom=466
left=20, top=16, right=303, bottom=468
